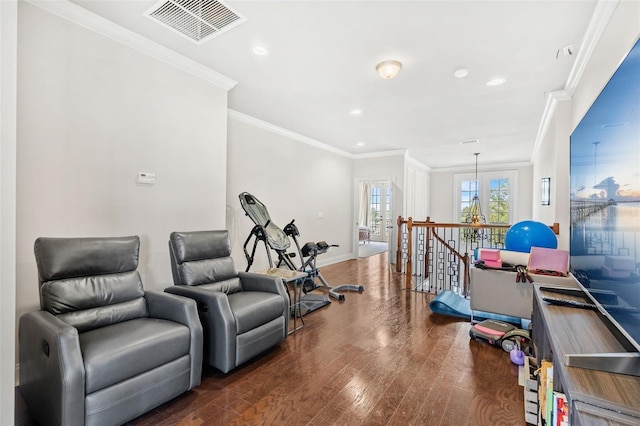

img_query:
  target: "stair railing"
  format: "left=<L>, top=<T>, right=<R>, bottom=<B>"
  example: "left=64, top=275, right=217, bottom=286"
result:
left=396, top=217, right=560, bottom=296
left=397, top=216, right=507, bottom=296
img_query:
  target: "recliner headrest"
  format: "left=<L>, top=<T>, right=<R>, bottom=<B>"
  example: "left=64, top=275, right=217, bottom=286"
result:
left=169, top=230, right=232, bottom=264
left=34, top=236, right=147, bottom=330
left=34, top=236, right=140, bottom=283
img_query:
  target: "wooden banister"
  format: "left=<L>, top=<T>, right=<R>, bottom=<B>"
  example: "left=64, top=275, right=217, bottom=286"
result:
left=395, top=217, right=561, bottom=296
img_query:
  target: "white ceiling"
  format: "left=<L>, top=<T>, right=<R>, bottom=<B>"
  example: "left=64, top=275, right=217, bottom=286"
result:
left=70, top=0, right=599, bottom=169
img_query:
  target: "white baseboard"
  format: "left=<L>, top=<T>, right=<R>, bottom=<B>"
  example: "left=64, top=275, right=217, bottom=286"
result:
left=317, top=253, right=354, bottom=267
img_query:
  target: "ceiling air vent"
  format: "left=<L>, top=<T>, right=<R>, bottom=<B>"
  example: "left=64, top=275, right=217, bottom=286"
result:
left=145, top=0, right=247, bottom=44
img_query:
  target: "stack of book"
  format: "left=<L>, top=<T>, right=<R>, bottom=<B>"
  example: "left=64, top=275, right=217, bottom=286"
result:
left=552, top=392, right=569, bottom=426
left=522, top=356, right=538, bottom=424
left=537, top=359, right=570, bottom=425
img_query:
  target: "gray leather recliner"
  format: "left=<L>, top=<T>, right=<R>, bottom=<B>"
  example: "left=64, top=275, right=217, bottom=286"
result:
left=166, top=230, right=288, bottom=373
left=19, top=236, right=203, bottom=426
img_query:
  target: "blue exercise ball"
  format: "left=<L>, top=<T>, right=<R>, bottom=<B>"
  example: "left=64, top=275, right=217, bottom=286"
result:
left=504, top=220, right=557, bottom=253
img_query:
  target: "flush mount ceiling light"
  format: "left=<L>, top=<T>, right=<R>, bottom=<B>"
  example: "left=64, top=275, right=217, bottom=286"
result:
left=486, top=77, right=506, bottom=86
left=350, top=109, right=363, bottom=115
left=376, top=60, right=402, bottom=79
left=454, top=68, right=469, bottom=78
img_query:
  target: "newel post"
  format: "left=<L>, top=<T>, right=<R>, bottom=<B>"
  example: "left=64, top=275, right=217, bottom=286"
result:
left=396, top=216, right=403, bottom=272
left=424, top=216, right=431, bottom=279
left=462, top=253, right=470, bottom=297
left=406, top=217, right=413, bottom=290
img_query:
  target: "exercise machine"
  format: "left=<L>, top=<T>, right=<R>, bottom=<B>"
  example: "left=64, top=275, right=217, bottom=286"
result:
left=239, top=192, right=364, bottom=312
left=282, top=218, right=365, bottom=301
left=240, top=192, right=296, bottom=272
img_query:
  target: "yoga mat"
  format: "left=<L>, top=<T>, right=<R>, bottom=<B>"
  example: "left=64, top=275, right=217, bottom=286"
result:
left=429, top=290, right=530, bottom=328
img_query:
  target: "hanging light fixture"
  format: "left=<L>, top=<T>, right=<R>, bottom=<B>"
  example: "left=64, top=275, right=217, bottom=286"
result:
left=463, top=153, right=486, bottom=241
left=376, top=60, right=402, bottom=79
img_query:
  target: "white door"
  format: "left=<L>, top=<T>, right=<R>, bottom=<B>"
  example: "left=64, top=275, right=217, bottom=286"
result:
left=368, top=182, right=391, bottom=242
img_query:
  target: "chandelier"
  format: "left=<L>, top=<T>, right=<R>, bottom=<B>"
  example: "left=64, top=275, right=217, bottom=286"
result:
left=463, top=153, right=486, bottom=241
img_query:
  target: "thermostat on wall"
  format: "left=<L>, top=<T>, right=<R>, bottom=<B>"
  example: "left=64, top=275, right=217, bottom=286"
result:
left=137, top=172, right=156, bottom=185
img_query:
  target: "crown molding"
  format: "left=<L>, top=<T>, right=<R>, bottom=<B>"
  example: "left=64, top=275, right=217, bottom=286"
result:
left=531, top=0, right=618, bottom=161
left=227, top=108, right=429, bottom=164
left=405, top=152, right=431, bottom=172
left=564, top=0, right=620, bottom=98
left=430, top=161, right=532, bottom=174
left=25, top=0, right=237, bottom=91
left=228, top=109, right=354, bottom=158
left=531, top=89, right=571, bottom=161
left=352, top=150, right=407, bottom=159
left=228, top=108, right=412, bottom=161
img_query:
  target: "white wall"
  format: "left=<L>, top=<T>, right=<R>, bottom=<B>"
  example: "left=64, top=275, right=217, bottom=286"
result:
left=429, top=163, right=533, bottom=223
left=404, top=155, right=430, bottom=220
left=1, top=1, right=17, bottom=423
left=15, top=1, right=229, bottom=372
left=226, top=117, right=354, bottom=271
left=532, top=97, right=572, bottom=250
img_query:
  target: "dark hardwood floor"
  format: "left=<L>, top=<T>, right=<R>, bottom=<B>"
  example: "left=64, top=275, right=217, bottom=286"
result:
left=15, top=253, right=526, bottom=425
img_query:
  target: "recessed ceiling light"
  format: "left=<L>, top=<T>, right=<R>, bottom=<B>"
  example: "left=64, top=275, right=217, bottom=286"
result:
left=486, top=77, right=506, bottom=86
left=350, top=109, right=363, bottom=115
left=460, top=139, right=479, bottom=145
left=454, top=68, right=469, bottom=78
left=356, top=142, right=365, bottom=146
left=252, top=46, right=269, bottom=56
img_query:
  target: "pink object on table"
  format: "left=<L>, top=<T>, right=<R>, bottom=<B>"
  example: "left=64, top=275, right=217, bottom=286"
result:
left=479, top=248, right=502, bottom=268
left=527, top=246, right=569, bottom=276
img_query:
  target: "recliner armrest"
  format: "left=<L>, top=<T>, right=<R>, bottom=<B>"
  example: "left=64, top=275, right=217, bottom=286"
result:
left=19, top=310, right=85, bottom=426
left=164, top=286, right=237, bottom=372
left=145, top=291, right=203, bottom=389
left=239, top=272, right=287, bottom=299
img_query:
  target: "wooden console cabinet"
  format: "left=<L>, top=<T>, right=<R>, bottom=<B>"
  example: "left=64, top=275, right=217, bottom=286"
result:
left=532, top=285, right=640, bottom=425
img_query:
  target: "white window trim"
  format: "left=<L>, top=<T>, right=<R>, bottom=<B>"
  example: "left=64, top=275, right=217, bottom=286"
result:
left=453, top=170, right=518, bottom=224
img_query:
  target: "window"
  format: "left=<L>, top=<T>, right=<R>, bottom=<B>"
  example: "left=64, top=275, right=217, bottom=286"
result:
left=385, top=186, right=391, bottom=237
left=454, top=171, right=517, bottom=225
left=460, top=179, right=479, bottom=221
left=488, top=178, right=510, bottom=224
left=369, top=186, right=381, bottom=234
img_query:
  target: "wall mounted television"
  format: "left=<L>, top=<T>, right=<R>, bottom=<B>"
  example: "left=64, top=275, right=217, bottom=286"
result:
left=569, top=36, right=640, bottom=376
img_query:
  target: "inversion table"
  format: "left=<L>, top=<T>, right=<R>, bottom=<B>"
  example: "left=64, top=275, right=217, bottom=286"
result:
left=239, top=192, right=364, bottom=311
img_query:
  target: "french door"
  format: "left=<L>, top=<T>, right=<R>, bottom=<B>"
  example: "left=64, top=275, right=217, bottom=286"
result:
left=369, top=182, right=391, bottom=242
